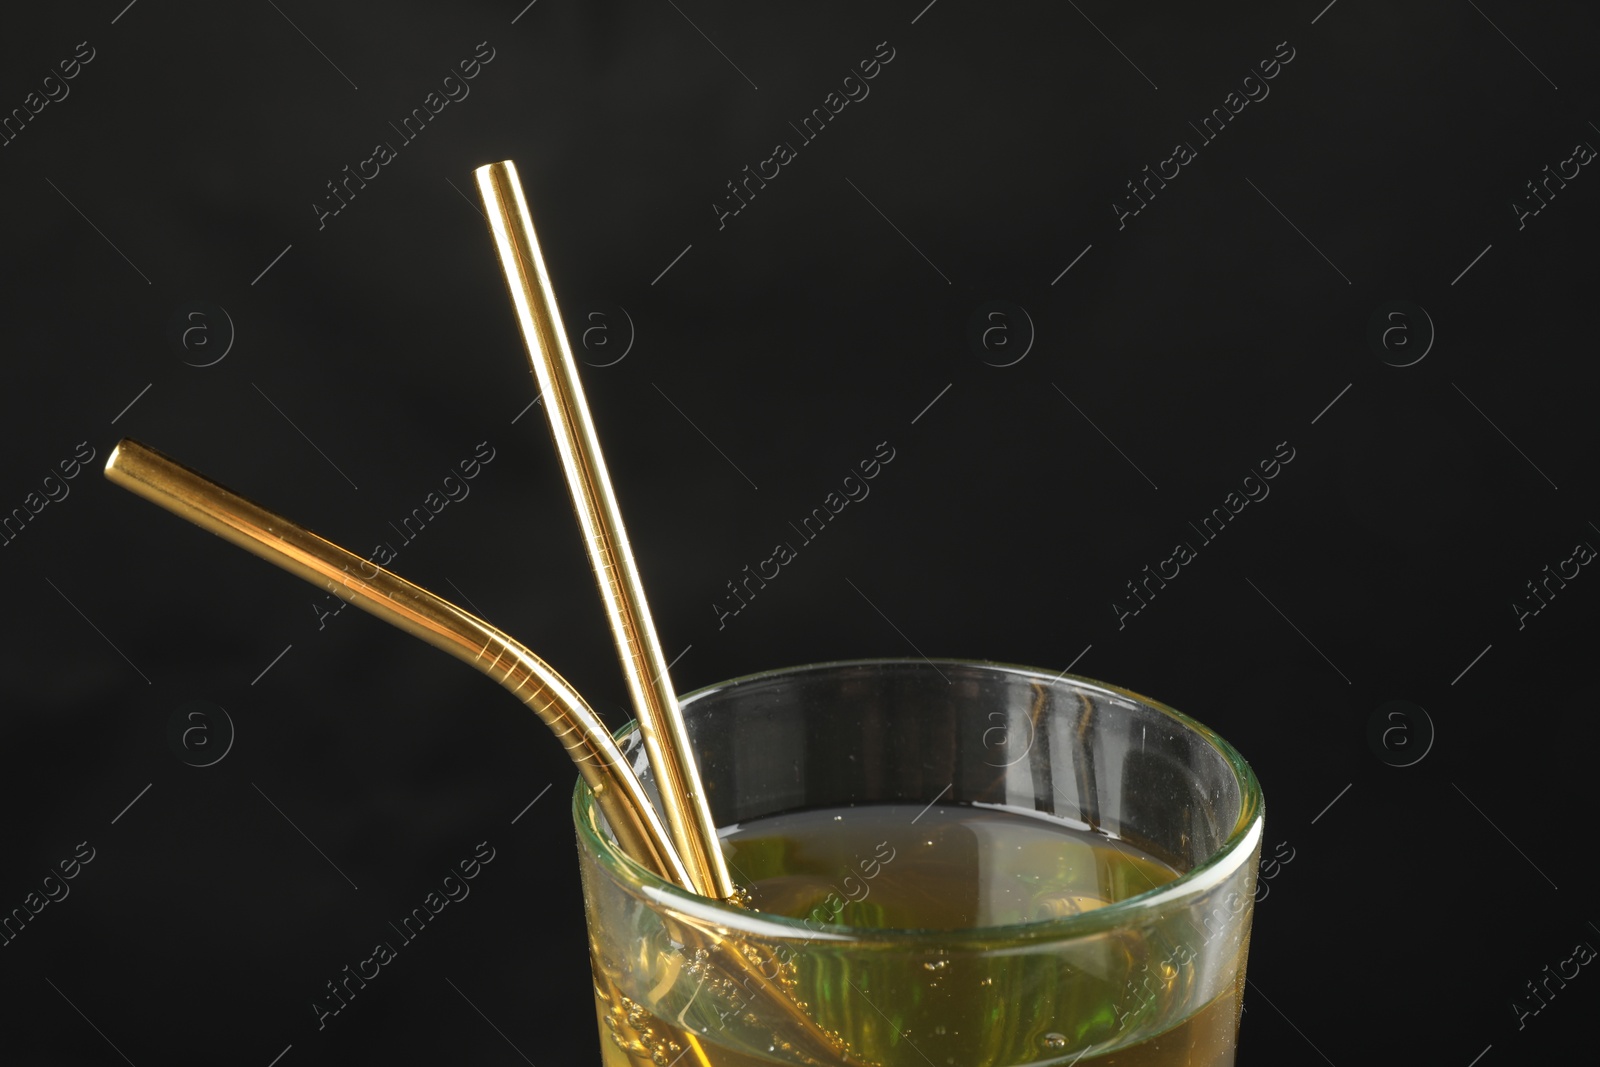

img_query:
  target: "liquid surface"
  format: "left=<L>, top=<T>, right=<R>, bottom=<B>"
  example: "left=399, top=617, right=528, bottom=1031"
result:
left=591, top=803, right=1246, bottom=1067
left=727, top=803, right=1180, bottom=930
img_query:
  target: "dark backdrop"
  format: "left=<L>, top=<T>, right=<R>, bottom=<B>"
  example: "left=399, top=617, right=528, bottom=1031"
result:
left=2, top=2, right=1596, bottom=1064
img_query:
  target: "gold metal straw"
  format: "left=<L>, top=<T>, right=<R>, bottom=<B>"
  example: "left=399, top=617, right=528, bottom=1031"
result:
left=101, top=438, right=690, bottom=888
left=475, top=160, right=735, bottom=903
left=104, top=438, right=867, bottom=1065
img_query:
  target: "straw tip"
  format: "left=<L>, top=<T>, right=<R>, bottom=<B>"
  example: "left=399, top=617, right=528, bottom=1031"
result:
left=103, top=437, right=134, bottom=477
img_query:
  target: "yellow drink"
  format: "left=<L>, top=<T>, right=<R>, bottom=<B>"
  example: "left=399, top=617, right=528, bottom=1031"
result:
left=590, top=802, right=1249, bottom=1066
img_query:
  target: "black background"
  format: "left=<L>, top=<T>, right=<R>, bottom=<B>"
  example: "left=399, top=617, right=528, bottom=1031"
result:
left=2, top=1, right=1597, bottom=1064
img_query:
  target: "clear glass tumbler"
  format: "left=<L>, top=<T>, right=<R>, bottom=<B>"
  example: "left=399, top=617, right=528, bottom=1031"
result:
left=575, top=659, right=1264, bottom=1066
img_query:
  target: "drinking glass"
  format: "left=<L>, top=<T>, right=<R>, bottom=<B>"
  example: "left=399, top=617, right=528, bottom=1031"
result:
left=574, top=659, right=1264, bottom=1066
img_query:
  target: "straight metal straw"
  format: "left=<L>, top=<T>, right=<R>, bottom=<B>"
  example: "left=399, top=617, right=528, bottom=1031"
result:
left=475, top=160, right=735, bottom=902
left=102, top=438, right=691, bottom=889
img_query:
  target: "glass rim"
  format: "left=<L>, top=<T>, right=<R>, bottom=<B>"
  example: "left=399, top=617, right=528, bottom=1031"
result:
left=572, top=657, right=1265, bottom=946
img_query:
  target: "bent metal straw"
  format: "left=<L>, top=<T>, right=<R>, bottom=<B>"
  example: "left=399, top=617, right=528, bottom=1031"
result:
left=103, top=438, right=867, bottom=1066
left=475, top=160, right=735, bottom=904
left=102, top=438, right=690, bottom=888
